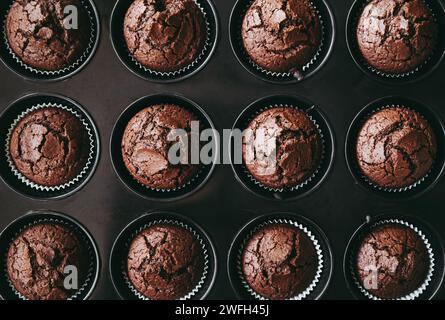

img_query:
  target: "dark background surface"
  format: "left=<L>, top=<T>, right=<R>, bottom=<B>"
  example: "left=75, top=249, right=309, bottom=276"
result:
left=0, top=0, right=444, bottom=300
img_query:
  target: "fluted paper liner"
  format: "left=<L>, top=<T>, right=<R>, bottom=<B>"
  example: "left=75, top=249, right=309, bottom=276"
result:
left=5, top=103, right=96, bottom=192
left=236, top=218, right=324, bottom=300
left=3, top=216, right=96, bottom=300
left=349, top=218, right=435, bottom=300
left=121, top=219, right=210, bottom=300
left=2, top=0, right=98, bottom=77
left=134, top=165, right=204, bottom=194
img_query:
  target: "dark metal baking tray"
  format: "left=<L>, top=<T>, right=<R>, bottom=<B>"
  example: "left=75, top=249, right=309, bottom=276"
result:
left=0, top=0, right=445, bottom=300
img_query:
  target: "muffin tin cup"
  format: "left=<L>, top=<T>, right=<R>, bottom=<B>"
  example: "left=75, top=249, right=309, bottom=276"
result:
left=350, top=104, right=432, bottom=193
left=346, top=0, right=445, bottom=84
left=345, top=96, right=445, bottom=200
left=238, top=218, right=324, bottom=300
left=110, top=93, right=217, bottom=202
left=5, top=104, right=96, bottom=193
left=229, top=0, right=335, bottom=84
left=123, top=219, right=210, bottom=300
left=0, top=0, right=100, bottom=82
left=230, top=95, right=334, bottom=201
left=0, top=210, right=100, bottom=300
left=110, top=0, right=219, bottom=83
left=0, top=93, right=100, bottom=200
left=233, top=0, right=326, bottom=80
left=344, top=213, right=445, bottom=300
left=109, top=211, right=217, bottom=300
left=228, top=213, right=333, bottom=300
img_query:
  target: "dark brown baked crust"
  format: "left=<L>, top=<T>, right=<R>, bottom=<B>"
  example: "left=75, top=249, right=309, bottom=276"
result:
left=121, top=104, right=199, bottom=190
left=7, top=223, right=87, bottom=300
left=242, top=107, right=322, bottom=189
left=123, top=0, right=205, bottom=72
left=242, top=223, right=318, bottom=300
left=356, top=224, right=430, bottom=299
left=9, top=107, right=90, bottom=187
left=6, top=0, right=90, bottom=71
left=127, top=223, right=204, bottom=300
left=356, top=107, right=436, bottom=189
left=356, top=0, right=438, bottom=74
left=241, top=0, right=322, bottom=73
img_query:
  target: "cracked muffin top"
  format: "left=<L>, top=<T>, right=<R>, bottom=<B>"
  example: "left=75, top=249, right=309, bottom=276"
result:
left=121, top=104, right=199, bottom=190
left=356, top=107, right=436, bottom=189
left=356, top=224, right=430, bottom=299
left=9, top=107, right=90, bottom=187
left=242, top=107, right=322, bottom=189
left=6, top=0, right=90, bottom=71
left=7, top=223, right=88, bottom=300
left=127, top=223, right=204, bottom=300
left=241, top=0, right=322, bottom=73
left=242, top=223, right=318, bottom=300
left=356, top=0, right=438, bottom=74
left=123, top=0, right=206, bottom=72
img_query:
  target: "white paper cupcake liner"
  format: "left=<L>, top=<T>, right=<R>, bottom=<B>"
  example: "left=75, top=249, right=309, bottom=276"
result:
left=238, top=0, right=325, bottom=80
left=355, top=104, right=435, bottom=193
left=5, top=103, right=96, bottom=192
left=127, top=0, right=212, bottom=78
left=3, top=216, right=96, bottom=300
left=134, top=165, right=205, bottom=193
left=236, top=218, right=324, bottom=300
left=349, top=218, right=435, bottom=300
left=2, top=0, right=97, bottom=76
left=351, top=0, right=438, bottom=79
left=242, top=103, right=326, bottom=193
left=121, top=219, right=210, bottom=300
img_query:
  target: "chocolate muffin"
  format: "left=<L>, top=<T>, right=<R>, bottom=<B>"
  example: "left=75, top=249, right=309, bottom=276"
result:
left=356, top=0, right=438, bottom=74
left=7, top=223, right=87, bottom=300
left=9, top=107, right=90, bottom=187
left=123, top=0, right=206, bottom=72
left=241, top=0, right=322, bottom=73
left=356, top=224, right=430, bottom=299
left=6, top=0, right=90, bottom=71
left=121, top=104, right=199, bottom=190
left=243, top=107, right=322, bottom=189
left=356, top=107, right=436, bottom=189
left=242, top=224, right=318, bottom=300
left=127, top=223, right=204, bottom=300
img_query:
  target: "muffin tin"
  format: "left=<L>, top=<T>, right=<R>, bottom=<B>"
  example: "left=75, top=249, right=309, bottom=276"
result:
left=0, top=0, right=445, bottom=300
